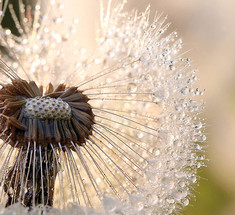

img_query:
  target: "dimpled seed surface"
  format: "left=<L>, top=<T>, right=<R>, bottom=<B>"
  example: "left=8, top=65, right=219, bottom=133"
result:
left=24, top=97, right=72, bottom=119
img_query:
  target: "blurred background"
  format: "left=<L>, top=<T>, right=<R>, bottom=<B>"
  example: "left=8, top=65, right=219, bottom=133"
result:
left=68, top=1, right=235, bottom=214
left=3, top=0, right=235, bottom=214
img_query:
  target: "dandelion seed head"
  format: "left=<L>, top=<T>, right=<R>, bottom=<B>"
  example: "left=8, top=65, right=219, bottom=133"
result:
left=0, top=79, right=94, bottom=149
left=24, top=97, right=72, bottom=120
left=0, top=0, right=206, bottom=214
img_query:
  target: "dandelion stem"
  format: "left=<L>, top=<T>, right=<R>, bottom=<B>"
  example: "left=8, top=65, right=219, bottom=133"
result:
left=4, top=145, right=58, bottom=208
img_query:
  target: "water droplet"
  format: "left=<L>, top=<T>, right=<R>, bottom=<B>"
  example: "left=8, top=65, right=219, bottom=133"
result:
left=173, top=139, right=181, bottom=147
left=54, top=16, right=63, bottom=23
left=200, top=134, right=207, bottom=141
left=182, top=198, right=189, bottom=206
left=108, top=51, right=115, bottom=58
left=5, top=29, right=11, bottom=36
left=190, top=175, right=197, bottom=183
left=194, top=121, right=202, bottom=129
left=194, top=144, right=201, bottom=150
left=169, top=64, right=176, bottom=71
left=137, top=132, right=143, bottom=138
left=197, top=155, right=205, bottom=160
left=179, top=181, right=186, bottom=188
left=144, top=73, right=152, bottom=81
left=167, top=198, right=175, bottom=204
left=152, top=147, right=160, bottom=156
left=181, top=87, right=189, bottom=95
left=127, top=82, right=137, bottom=92
left=195, top=162, right=201, bottom=168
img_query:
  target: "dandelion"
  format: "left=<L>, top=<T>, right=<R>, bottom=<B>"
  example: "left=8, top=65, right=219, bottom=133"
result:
left=0, top=0, right=206, bottom=214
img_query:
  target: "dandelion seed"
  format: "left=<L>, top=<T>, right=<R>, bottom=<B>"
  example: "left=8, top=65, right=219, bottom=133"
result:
left=0, top=0, right=206, bottom=214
